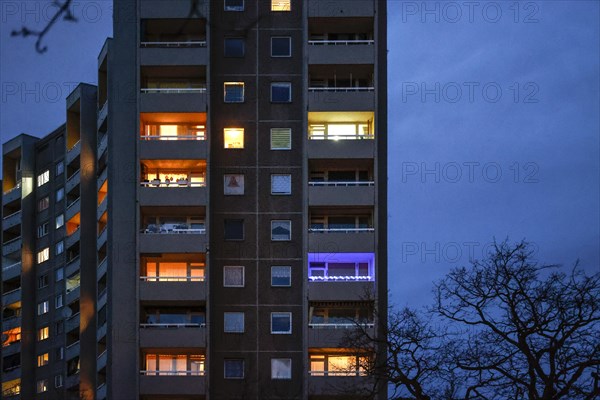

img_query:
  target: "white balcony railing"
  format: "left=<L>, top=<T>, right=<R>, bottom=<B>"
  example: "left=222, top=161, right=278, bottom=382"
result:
left=308, top=86, right=374, bottom=92
left=140, top=323, right=206, bottom=328
left=309, top=275, right=374, bottom=282
left=309, top=228, right=374, bottom=233
left=309, top=370, right=368, bottom=377
left=309, top=323, right=374, bottom=329
left=2, top=261, right=21, bottom=272
left=140, top=88, right=207, bottom=94
left=141, top=134, right=206, bottom=141
left=2, top=181, right=21, bottom=195
left=308, top=181, right=374, bottom=187
left=2, top=210, right=21, bottom=220
left=141, top=41, right=207, bottom=48
left=141, top=225, right=206, bottom=234
left=140, top=370, right=205, bottom=376
left=308, top=133, right=374, bottom=140
left=308, top=40, right=374, bottom=46
left=140, top=180, right=206, bottom=188
left=140, top=276, right=206, bottom=282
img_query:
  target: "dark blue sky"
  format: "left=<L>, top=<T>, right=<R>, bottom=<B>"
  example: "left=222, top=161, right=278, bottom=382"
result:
left=1, top=1, right=598, bottom=307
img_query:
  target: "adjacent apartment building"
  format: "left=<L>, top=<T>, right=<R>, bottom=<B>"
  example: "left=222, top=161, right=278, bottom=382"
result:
left=1, top=0, right=387, bottom=399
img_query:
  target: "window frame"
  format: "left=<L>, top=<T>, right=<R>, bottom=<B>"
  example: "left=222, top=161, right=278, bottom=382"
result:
left=224, top=219, right=245, bottom=241
left=271, top=358, right=292, bottom=380
left=271, top=174, right=292, bottom=195
left=37, top=247, right=50, bottom=264
left=224, top=359, right=245, bottom=379
left=271, top=220, right=292, bottom=241
left=270, top=127, right=292, bottom=150
left=55, top=241, right=64, bottom=255
left=223, top=128, right=245, bottom=149
left=37, top=301, right=50, bottom=316
left=38, top=326, right=50, bottom=341
left=224, top=312, right=245, bottom=333
left=271, top=266, right=291, bottom=287
left=223, top=266, right=245, bottom=287
left=37, top=222, right=49, bottom=238
left=37, top=170, right=50, bottom=187
left=271, top=82, right=292, bottom=103
left=38, top=196, right=50, bottom=212
left=271, top=36, right=292, bottom=57
left=271, top=312, right=292, bottom=334
left=224, top=82, right=245, bottom=103
left=56, top=187, right=64, bottom=202
left=224, top=0, right=244, bottom=11
left=56, top=214, right=64, bottom=229
left=36, top=379, right=49, bottom=393
left=271, top=0, right=291, bottom=11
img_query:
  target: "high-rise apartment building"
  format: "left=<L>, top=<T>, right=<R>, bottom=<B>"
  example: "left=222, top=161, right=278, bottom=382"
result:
left=1, top=1, right=387, bottom=399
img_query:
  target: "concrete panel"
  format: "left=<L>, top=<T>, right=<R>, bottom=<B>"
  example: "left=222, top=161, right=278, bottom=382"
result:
left=308, top=0, right=375, bottom=17
left=308, top=185, right=375, bottom=206
left=308, top=281, right=375, bottom=301
left=308, top=376, right=374, bottom=396
left=308, top=232, right=375, bottom=253
left=139, top=375, right=206, bottom=395
left=140, top=93, right=208, bottom=113
left=139, top=232, right=207, bottom=253
left=2, top=210, right=22, bottom=229
left=139, top=326, right=207, bottom=348
left=139, top=281, right=207, bottom=303
left=2, top=186, right=21, bottom=204
left=141, top=0, right=207, bottom=18
left=308, top=90, right=375, bottom=111
left=2, top=288, right=21, bottom=306
left=140, top=140, right=207, bottom=160
left=308, top=326, right=375, bottom=348
left=308, top=44, right=375, bottom=65
left=307, top=140, right=375, bottom=159
left=141, top=47, right=208, bottom=66
left=2, top=261, right=21, bottom=281
left=139, top=187, right=207, bottom=206
left=2, top=238, right=21, bottom=256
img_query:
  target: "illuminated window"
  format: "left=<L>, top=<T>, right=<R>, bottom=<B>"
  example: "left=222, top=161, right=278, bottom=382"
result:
left=271, top=220, right=291, bottom=241
left=56, top=187, right=64, bottom=202
left=271, top=266, right=291, bottom=287
left=271, top=128, right=291, bottom=150
left=224, top=82, right=244, bottom=102
left=144, top=262, right=205, bottom=282
left=224, top=359, right=244, bottom=379
left=271, top=174, right=291, bottom=194
left=37, top=301, right=49, bottom=316
left=223, top=266, right=244, bottom=287
left=224, top=0, right=243, bottom=11
left=55, top=241, right=64, bottom=255
left=37, top=353, right=49, bottom=367
left=36, top=379, right=48, bottom=393
left=271, top=358, right=292, bottom=379
left=224, top=128, right=244, bottom=149
left=37, top=170, right=49, bottom=187
left=1, top=327, right=21, bottom=347
left=144, top=354, right=205, bottom=375
left=56, top=161, right=64, bottom=177
left=37, top=248, right=50, bottom=264
left=38, top=326, right=50, bottom=341
left=271, top=37, right=291, bottom=57
left=271, top=0, right=291, bottom=11
left=224, top=38, right=244, bottom=57
left=224, top=312, right=244, bottom=333
left=271, top=312, right=292, bottom=334
left=271, top=82, right=292, bottom=103
left=309, top=354, right=368, bottom=376
left=56, top=214, right=64, bottom=229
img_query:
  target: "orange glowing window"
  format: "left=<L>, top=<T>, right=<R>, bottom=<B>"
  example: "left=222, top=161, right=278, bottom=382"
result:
left=224, top=128, right=244, bottom=149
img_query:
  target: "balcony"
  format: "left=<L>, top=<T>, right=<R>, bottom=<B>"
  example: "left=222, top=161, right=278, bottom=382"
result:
left=97, top=133, right=108, bottom=160
left=140, top=113, right=208, bottom=159
left=97, top=100, right=108, bottom=128
left=139, top=279, right=206, bottom=302
left=2, top=182, right=21, bottom=204
left=140, top=66, right=207, bottom=112
left=2, top=210, right=21, bottom=230
left=139, top=374, right=206, bottom=396
left=2, top=237, right=21, bottom=256
left=1, top=288, right=21, bottom=306
left=65, top=255, right=81, bottom=277
left=141, top=0, right=207, bottom=19
left=308, top=0, right=375, bottom=17
left=308, top=64, right=375, bottom=111
left=308, top=17, right=374, bottom=64
left=66, top=341, right=80, bottom=360
left=66, top=140, right=81, bottom=164
left=66, top=313, right=80, bottom=333
left=308, top=181, right=375, bottom=207
left=97, top=257, right=108, bottom=281
left=307, top=111, right=375, bottom=158
left=140, top=160, right=207, bottom=206
left=2, top=261, right=21, bottom=281
left=66, top=197, right=81, bottom=221
left=140, top=19, right=208, bottom=65
left=309, top=227, right=375, bottom=253
left=139, top=324, right=206, bottom=348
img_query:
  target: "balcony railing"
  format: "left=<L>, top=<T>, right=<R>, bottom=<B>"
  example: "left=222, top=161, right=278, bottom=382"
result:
left=2, top=181, right=21, bottom=195
left=308, top=39, right=375, bottom=46
left=2, top=261, right=21, bottom=272
left=309, top=228, right=374, bottom=233
left=309, top=323, right=374, bottom=329
left=140, top=276, right=205, bottom=282
left=308, top=133, right=374, bottom=140
left=140, top=180, right=206, bottom=188
left=140, top=323, right=206, bottom=328
left=308, top=181, right=374, bottom=187
left=2, top=210, right=21, bottom=220
left=141, top=134, right=206, bottom=141
left=140, top=370, right=206, bottom=376
left=140, top=87, right=207, bottom=94
left=309, top=370, right=368, bottom=377
left=308, top=86, right=374, bottom=92
left=309, top=275, right=374, bottom=282
left=141, top=224, right=205, bottom=234
left=141, top=41, right=207, bottom=48
left=2, top=236, right=21, bottom=246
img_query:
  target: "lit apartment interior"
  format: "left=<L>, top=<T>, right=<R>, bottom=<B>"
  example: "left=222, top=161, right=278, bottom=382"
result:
left=308, top=253, right=375, bottom=282
left=308, top=111, right=375, bottom=140
left=140, top=112, right=207, bottom=140
left=140, top=253, right=206, bottom=282
left=140, top=160, right=206, bottom=187
left=140, top=207, right=206, bottom=233
left=309, top=351, right=370, bottom=377
left=143, top=353, right=206, bottom=376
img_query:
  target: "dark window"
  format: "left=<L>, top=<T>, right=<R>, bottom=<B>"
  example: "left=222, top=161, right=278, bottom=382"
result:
left=38, top=274, right=49, bottom=289
left=271, top=82, right=291, bottom=103
left=224, top=219, right=244, bottom=240
left=224, top=359, right=244, bottom=378
left=271, top=37, right=291, bottom=57
left=224, top=38, right=245, bottom=57
left=225, top=0, right=244, bottom=11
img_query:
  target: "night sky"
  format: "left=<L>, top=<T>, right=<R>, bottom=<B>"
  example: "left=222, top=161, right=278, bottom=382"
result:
left=1, top=1, right=598, bottom=308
